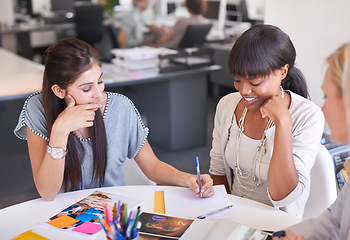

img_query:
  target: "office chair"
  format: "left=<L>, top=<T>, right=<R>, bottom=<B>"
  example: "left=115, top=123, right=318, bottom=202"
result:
left=106, top=24, right=119, bottom=49
left=239, top=0, right=250, bottom=23
left=74, top=5, right=104, bottom=46
left=302, top=144, right=338, bottom=220
left=178, top=23, right=213, bottom=49
left=122, top=159, right=156, bottom=185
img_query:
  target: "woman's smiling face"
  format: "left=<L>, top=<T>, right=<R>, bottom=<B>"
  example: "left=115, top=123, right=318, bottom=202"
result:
left=234, top=67, right=286, bottom=111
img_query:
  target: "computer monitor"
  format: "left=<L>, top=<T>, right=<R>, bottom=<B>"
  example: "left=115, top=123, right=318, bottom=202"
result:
left=51, top=0, right=74, bottom=13
left=203, top=0, right=227, bottom=40
left=17, top=0, right=33, bottom=16
left=203, top=1, right=220, bottom=20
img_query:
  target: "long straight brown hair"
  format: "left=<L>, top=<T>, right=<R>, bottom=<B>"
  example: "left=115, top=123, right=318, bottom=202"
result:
left=42, top=38, right=107, bottom=191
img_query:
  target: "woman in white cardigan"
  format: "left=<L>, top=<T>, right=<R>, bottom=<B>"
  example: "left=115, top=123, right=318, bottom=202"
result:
left=209, top=24, right=324, bottom=219
left=273, top=43, right=350, bottom=240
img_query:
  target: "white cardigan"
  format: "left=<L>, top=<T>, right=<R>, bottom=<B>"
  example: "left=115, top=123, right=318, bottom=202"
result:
left=209, top=91, right=324, bottom=219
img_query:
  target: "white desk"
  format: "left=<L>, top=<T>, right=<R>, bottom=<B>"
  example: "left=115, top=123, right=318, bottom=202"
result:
left=0, top=185, right=300, bottom=240
left=0, top=48, right=44, bottom=101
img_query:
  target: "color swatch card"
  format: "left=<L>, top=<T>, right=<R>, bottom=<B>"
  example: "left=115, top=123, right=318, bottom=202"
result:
left=42, top=191, right=143, bottom=236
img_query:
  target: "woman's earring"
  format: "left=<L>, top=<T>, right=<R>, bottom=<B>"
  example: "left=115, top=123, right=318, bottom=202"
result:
left=280, top=86, right=284, bottom=99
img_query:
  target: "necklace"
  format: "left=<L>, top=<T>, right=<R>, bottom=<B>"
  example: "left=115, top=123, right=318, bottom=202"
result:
left=234, top=107, right=274, bottom=194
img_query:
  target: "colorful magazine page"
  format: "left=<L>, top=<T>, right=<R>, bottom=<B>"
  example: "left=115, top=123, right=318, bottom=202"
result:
left=138, top=212, right=194, bottom=239
left=43, top=190, right=143, bottom=236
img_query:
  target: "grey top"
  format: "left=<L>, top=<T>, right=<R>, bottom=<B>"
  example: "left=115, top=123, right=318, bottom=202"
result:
left=119, top=7, right=148, bottom=48
left=288, top=182, right=350, bottom=240
left=14, top=91, right=149, bottom=190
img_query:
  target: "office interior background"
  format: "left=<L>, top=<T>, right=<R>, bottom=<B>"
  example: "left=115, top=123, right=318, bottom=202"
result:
left=1, top=0, right=350, bottom=209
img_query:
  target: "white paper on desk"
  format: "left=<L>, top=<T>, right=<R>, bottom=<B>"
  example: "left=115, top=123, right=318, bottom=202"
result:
left=164, top=185, right=233, bottom=220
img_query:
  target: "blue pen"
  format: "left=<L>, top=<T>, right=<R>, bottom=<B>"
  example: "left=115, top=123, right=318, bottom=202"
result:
left=195, top=156, right=203, bottom=198
left=132, top=221, right=142, bottom=239
left=132, top=228, right=137, bottom=239
left=126, top=218, right=135, bottom=238
left=116, top=231, right=126, bottom=240
left=197, top=204, right=233, bottom=219
left=125, top=210, right=133, bottom=235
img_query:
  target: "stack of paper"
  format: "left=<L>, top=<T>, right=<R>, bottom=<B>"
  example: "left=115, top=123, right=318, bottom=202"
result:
left=111, top=46, right=161, bottom=78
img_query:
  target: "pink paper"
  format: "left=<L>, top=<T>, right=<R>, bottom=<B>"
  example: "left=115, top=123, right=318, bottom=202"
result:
left=72, top=221, right=102, bottom=235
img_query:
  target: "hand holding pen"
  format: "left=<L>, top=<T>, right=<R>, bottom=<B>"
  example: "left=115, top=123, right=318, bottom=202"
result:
left=187, top=156, right=214, bottom=198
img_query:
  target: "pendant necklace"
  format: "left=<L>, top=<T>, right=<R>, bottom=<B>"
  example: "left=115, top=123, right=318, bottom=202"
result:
left=234, top=107, right=274, bottom=193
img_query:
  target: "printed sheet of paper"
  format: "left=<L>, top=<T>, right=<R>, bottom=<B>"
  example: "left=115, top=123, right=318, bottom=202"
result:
left=43, top=190, right=143, bottom=236
left=164, top=185, right=233, bottom=220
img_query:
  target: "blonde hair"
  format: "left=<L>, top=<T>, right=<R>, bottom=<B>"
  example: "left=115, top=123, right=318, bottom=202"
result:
left=327, top=43, right=350, bottom=136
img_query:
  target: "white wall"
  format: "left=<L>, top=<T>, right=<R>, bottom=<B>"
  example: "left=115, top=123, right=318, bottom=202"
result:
left=264, top=0, right=350, bottom=108
left=0, top=0, right=15, bottom=52
left=0, top=0, right=14, bottom=27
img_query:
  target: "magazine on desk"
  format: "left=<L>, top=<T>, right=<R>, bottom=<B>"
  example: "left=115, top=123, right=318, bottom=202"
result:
left=136, top=212, right=268, bottom=240
left=138, top=212, right=194, bottom=240
left=39, top=190, right=143, bottom=237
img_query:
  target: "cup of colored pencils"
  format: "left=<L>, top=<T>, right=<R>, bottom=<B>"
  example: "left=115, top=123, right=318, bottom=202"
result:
left=98, top=201, right=142, bottom=240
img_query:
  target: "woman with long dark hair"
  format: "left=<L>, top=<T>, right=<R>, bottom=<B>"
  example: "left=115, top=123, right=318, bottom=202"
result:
left=14, top=38, right=214, bottom=200
left=209, top=25, right=324, bottom=219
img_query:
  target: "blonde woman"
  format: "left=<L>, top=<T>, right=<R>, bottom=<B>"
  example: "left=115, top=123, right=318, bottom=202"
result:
left=273, top=43, right=350, bottom=240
